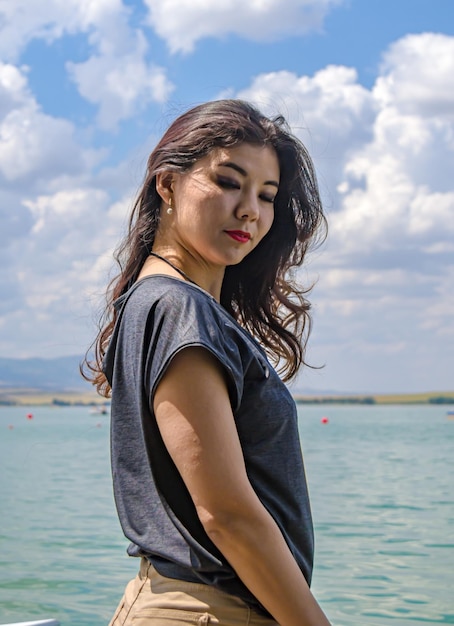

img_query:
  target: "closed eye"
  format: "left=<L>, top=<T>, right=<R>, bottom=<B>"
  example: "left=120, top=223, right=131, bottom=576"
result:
left=217, top=175, right=276, bottom=203
left=217, top=176, right=240, bottom=190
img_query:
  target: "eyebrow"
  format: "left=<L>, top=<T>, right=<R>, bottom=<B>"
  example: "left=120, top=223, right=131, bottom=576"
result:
left=218, top=161, right=279, bottom=189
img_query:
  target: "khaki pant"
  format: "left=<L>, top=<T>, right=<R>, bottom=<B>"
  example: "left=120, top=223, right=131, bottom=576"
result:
left=109, top=558, right=278, bottom=625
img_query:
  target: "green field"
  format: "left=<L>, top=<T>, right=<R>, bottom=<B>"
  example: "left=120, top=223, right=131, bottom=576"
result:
left=1, top=388, right=454, bottom=407
left=0, top=388, right=107, bottom=407
left=294, top=391, right=454, bottom=405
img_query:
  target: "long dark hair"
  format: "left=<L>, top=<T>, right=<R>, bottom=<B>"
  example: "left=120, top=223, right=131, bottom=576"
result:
left=83, top=99, right=326, bottom=396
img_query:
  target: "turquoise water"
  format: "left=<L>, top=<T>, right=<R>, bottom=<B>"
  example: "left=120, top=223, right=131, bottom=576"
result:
left=0, top=404, right=453, bottom=625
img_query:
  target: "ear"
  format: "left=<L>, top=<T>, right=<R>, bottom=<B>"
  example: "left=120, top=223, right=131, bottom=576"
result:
left=156, top=171, right=175, bottom=204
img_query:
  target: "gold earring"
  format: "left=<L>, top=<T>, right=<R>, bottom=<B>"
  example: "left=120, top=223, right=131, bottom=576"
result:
left=166, top=197, right=173, bottom=215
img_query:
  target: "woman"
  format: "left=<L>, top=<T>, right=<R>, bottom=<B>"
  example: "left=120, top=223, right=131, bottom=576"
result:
left=85, top=99, right=331, bottom=626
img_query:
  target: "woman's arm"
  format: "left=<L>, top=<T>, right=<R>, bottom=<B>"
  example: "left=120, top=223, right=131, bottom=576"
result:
left=153, top=347, right=331, bottom=626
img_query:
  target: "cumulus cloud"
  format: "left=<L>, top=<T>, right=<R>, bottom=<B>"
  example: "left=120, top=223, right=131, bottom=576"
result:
left=0, top=9, right=452, bottom=391
left=0, top=62, right=102, bottom=185
left=0, top=0, right=121, bottom=61
left=0, top=58, right=118, bottom=356
left=235, top=32, right=454, bottom=261
left=20, top=187, right=116, bottom=315
left=144, top=0, right=344, bottom=54
left=0, top=108, right=85, bottom=183
left=234, top=65, right=377, bottom=200
left=0, top=47, right=157, bottom=357
left=0, top=62, right=30, bottom=116
left=374, top=33, right=454, bottom=119
left=67, top=30, right=174, bottom=130
left=1, top=186, right=132, bottom=357
left=233, top=32, right=454, bottom=391
left=0, top=58, right=100, bottom=278
left=331, top=42, right=454, bottom=255
left=0, top=0, right=174, bottom=128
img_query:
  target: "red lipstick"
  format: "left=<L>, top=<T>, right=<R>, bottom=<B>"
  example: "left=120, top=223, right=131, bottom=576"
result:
left=225, top=230, right=251, bottom=243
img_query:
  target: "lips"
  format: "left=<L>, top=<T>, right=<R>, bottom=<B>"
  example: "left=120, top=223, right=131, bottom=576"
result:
left=225, top=230, right=252, bottom=243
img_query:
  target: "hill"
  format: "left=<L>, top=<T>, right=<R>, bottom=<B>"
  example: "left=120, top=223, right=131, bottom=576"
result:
left=0, top=356, right=453, bottom=407
left=0, top=355, right=89, bottom=392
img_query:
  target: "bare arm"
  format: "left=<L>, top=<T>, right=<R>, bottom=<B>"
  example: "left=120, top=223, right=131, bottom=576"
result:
left=153, top=347, right=331, bottom=626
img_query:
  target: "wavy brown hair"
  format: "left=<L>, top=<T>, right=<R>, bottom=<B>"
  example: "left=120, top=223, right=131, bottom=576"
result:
left=83, top=99, right=326, bottom=396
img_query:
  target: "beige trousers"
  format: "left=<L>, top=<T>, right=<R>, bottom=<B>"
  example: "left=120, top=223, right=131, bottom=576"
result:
left=109, top=558, right=278, bottom=625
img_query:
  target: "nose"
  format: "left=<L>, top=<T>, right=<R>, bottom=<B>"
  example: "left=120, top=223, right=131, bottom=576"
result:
left=235, top=193, right=260, bottom=221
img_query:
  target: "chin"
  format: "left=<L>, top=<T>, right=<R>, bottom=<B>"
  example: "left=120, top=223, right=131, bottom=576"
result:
left=208, top=246, right=251, bottom=268
left=225, top=252, right=250, bottom=267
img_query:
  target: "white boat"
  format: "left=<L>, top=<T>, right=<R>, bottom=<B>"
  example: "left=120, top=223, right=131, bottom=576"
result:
left=89, top=405, right=109, bottom=415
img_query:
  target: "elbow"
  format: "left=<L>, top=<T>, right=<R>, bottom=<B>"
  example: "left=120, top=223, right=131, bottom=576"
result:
left=197, top=505, right=233, bottom=540
left=196, top=498, right=264, bottom=545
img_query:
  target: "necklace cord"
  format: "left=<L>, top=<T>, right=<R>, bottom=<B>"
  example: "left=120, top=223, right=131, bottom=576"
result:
left=148, top=251, right=197, bottom=286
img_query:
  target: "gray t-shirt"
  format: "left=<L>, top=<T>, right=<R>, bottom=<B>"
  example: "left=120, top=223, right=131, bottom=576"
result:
left=104, top=275, right=314, bottom=613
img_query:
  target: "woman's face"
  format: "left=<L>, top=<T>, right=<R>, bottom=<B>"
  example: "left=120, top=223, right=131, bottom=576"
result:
left=163, top=143, right=280, bottom=269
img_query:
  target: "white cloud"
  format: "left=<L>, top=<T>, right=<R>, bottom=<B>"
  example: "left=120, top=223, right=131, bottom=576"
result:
left=0, top=62, right=30, bottom=117
left=0, top=186, right=131, bottom=357
left=0, top=63, right=101, bottom=184
left=331, top=111, right=454, bottom=256
left=0, top=13, right=453, bottom=392
left=300, top=259, right=453, bottom=392
left=0, top=59, right=119, bottom=355
left=0, top=64, right=89, bottom=204
left=0, top=0, right=127, bottom=61
left=236, top=37, right=454, bottom=261
left=0, top=105, right=85, bottom=182
left=0, top=40, right=159, bottom=358
left=67, top=30, right=174, bottom=130
left=235, top=65, right=376, bottom=202
left=374, top=33, right=454, bottom=119
left=232, top=32, right=454, bottom=392
left=0, top=0, right=174, bottom=128
left=233, top=34, right=454, bottom=252
left=144, top=0, right=344, bottom=53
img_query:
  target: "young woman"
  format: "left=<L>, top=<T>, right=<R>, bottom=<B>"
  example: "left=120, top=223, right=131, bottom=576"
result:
left=84, top=99, right=331, bottom=626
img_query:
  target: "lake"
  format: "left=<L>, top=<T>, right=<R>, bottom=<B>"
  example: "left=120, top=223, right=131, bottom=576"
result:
left=0, top=403, right=453, bottom=625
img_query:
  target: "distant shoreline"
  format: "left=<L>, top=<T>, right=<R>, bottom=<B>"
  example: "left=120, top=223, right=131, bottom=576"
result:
left=293, top=392, right=454, bottom=405
left=1, top=388, right=454, bottom=407
left=0, top=388, right=107, bottom=407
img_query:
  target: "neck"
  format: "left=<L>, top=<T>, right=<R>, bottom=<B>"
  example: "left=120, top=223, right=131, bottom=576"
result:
left=148, top=251, right=196, bottom=286
left=147, top=248, right=225, bottom=301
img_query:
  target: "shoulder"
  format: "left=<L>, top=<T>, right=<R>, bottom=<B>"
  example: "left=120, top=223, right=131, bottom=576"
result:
left=128, top=275, right=216, bottom=309
left=115, top=276, right=219, bottom=323
left=108, top=276, right=270, bottom=410
left=117, top=276, right=235, bottom=348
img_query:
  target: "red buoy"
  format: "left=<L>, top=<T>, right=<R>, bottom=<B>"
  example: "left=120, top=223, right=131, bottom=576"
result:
left=321, top=416, right=329, bottom=424
left=26, top=413, right=33, bottom=420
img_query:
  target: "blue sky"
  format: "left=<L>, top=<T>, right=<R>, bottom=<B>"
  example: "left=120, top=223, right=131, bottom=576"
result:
left=0, top=0, right=453, bottom=394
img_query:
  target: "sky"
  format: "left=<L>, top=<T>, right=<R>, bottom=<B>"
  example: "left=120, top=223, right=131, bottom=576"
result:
left=0, top=0, right=453, bottom=394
